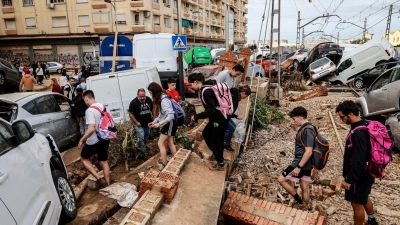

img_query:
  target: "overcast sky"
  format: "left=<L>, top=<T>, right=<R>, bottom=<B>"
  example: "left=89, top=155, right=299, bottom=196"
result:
left=246, top=0, right=400, bottom=44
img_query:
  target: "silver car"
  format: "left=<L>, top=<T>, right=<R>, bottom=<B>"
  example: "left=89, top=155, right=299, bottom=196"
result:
left=0, top=92, right=80, bottom=148
left=356, top=65, right=400, bottom=117
left=247, top=61, right=266, bottom=77
left=47, top=62, right=63, bottom=74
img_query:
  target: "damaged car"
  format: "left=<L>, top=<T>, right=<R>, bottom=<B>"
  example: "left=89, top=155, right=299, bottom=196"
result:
left=0, top=92, right=81, bottom=149
left=308, top=57, right=337, bottom=82
left=352, top=61, right=400, bottom=89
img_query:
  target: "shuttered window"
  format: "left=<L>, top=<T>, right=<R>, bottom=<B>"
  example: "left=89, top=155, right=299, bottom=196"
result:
left=76, top=0, right=88, bottom=2
left=25, top=17, right=36, bottom=28
left=5, top=19, right=16, bottom=29
left=116, top=14, right=126, bottom=24
left=78, top=15, right=89, bottom=26
left=92, top=12, right=109, bottom=24
left=52, top=16, right=67, bottom=27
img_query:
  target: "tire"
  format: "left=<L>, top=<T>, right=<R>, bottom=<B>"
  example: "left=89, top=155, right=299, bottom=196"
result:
left=0, top=72, right=5, bottom=85
left=255, top=72, right=262, bottom=77
left=354, top=79, right=364, bottom=89
left=293, top=60, right=299, bottom=70
left=57, top=69, right=62, bottom=74
left=51, top=170, right=77, bottom=224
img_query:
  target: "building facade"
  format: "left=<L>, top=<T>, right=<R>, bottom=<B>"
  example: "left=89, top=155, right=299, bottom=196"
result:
left=387, top=30, right=400, bottom=47
left=0, top=0, right=248, bottom=68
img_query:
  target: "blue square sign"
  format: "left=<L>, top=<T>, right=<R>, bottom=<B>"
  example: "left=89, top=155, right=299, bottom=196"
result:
left=172, top=35, right=187, bottom=51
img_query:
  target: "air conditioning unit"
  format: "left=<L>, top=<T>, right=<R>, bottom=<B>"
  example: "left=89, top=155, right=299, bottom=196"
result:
left=47, top=3, right=55, bottom=9
left=144, top=11, right=151, bottom=18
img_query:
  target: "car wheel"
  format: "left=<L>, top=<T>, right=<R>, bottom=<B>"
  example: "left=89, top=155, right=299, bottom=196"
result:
left=51, top=170, right=77, bottom=224
left=0, top=72, right=5, bottom=85
left=293, top=60, right=299, bottom=70
left=354, top=79, right=364, bottom=89
left=255, top=72, right=262, bottom=77
left=57, top=69, right=61, bottom=74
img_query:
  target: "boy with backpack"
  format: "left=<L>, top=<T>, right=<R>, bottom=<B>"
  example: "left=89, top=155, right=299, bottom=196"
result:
left=336, top=100, right=389, bottom=225
left=278, top=106, right=317, bottom=210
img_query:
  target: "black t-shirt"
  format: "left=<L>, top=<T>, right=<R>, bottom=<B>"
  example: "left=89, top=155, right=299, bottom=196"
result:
left=290, top=122, right=315, bottom=170
left=128, top=97, right=153, bottom=127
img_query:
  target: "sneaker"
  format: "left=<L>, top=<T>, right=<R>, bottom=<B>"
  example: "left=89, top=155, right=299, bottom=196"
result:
left=224, top=145, right=235, bottom=152
left=210, top=162, right=225, bottom=171
left=166, top=149, right=172, bottom=155
left=366, top=218, right=378, bottom=225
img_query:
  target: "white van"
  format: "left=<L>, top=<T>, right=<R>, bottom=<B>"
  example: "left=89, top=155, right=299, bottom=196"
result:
left=133, top=33, right=178, bottom=85
left=339, top=44, right=359, bottom=55
left=329, top=37, right=398, bottom=85
left=86, top=67, right=161, bottom=123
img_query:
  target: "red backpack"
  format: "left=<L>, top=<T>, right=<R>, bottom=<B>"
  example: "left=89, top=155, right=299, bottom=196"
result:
left=201, top=83, right=234, bottom=119
left=346, top=120, right=393, bottom=179
left=90, top=105, right=117, bottom=141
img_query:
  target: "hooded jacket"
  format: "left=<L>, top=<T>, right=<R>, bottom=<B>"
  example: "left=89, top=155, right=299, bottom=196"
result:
left=20, top=74, right=37, bottom=90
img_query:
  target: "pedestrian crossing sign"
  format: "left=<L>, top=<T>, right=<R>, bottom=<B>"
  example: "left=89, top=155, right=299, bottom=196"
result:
left=172, top=35, right=187, bottom=51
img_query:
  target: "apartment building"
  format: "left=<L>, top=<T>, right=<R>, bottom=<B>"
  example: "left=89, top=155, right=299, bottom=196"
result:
left=0, top=0, right=247, bottom=68
left=387, top=30, right=400, bottom=47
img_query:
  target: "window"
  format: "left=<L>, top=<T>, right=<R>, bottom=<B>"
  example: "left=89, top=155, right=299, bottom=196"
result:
left=222, top=29, right=224, bottom=35
left=78, top=15, right=89, bottom=26
left=22, top=101, right=39, bottom=115
left=174, top=19, right=178, bottom=28
left=199, top=9, right=203, bottom=16
left=211, top=26, right=216, bottom=33
left=390, top=69, right=400, bottom=83
left=206, top=26, right=209, bottom=32
left=153, top=0, right=159, bottom=3
left=154, top=15, right=160, bottom=25
left=2, top=0, right=12, bottom=6
left=116, top=14, right=126, bottom=24
left=92, top=11, right=110, bottom=24
left=35, top=96, right=59, bottom=114
left=53, top=95, right=71, bottom=112
left=5, top=19, right=16, bottom=29
left=0, top=132, right=12, bottom=154
left=173, top=0, right=177, bottom=8
left=76, top=0, right=88, bottom=2
left=164, top=17, right=170, bottom=27
left=370, top=71, right=392, bottom=91
left=199, top=24, right=203, bottom=32
left=50, top=0, right=65, bottom=3
left=368, top=65, right=384, bottom=76
left=337, top=58, right=352, bottom=73
left=25, top=18, right=36, bottom=28
left=52, top=16, right=68, bottom=27
left=23, top=0, right=34, bottom=6
left=310, top=58, right=329, bottom=70
left=397, top=37, right=399, bottom=42
left=206, top=11, right=209, bottom=18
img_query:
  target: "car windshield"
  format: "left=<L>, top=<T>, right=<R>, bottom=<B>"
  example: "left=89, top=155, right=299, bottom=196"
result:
left=310, top=58, right=329, bottom=70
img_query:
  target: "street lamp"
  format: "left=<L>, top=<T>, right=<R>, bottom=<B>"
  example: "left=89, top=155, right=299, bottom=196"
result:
left=191, top=10, right=200, bottom=45
left=105, top=0, right=118, bottom=72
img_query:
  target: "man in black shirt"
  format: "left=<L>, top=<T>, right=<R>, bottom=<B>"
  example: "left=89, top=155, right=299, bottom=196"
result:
left=336, top=101, right=378, bottom=225
left=129, top=88, right=153, bottom=152
left=278, top=106, right=315, bottom=209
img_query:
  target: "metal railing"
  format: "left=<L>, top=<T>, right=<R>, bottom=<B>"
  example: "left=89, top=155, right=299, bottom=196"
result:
left=23, top=0, right=33, bottom=6
left=2, top=0, right=12, bottom=6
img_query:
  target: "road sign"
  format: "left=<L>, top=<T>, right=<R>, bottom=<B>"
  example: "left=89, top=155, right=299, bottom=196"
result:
left=99, top=35, right=134, bottom=74
left=172, top=35, right=187, bottom=51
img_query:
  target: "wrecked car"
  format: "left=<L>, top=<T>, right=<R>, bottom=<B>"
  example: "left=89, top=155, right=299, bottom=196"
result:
left=255, top=57, right=283, bottom=77
left=309, top=57, right=337, bottom=81
left=353, top=61, right=400, bottom=89
left=0, top=92, right=81, bottom=148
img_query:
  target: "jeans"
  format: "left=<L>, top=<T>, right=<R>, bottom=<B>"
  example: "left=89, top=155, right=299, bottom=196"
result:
left=77, top=116, right=87, bottom=135
left=134, top=125, right=150, bottom=150
left=37, top=75, right=44, bottom=84
left=224, top=119, right=237, bottom=146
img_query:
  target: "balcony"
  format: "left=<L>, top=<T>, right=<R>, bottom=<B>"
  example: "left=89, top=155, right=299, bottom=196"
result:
left=173, top=8, right=177, bottom=14
left=183, top=10, right=190, bottom=18
left=94, top=26, right=110, bottom=33
left=193, top=15, right=198, bottom=20
left=152, top=2, right=160, bottom=9
left=211, top=33, right=217, bottom=38
left=188, top=0, right=197, bottom=4
left=211, top=19, right=217, bottom=25
left=132, top=22, right=152, bottom=32
left=243, top=8, right=248, bottom=14
left=243, top=0, right=247, bottom=3
left=184, top=28, right=192, bottom=35
left=205, top=18, right=209, bottom=23
left=205, top=2, right=209, bottom=7
left=153, top=24, right=161, bottom=32
left=244, top=18, right=248, bottom=23
left=130, top=1, right=144, bottom=7
left=5, top=28, right=17, bottom=35
left=234, top=15, right=238, bottom=20
left=199, top=0, right=203, bottom=4
left=1, top=6, right=14, bottom=13
left=92, top=2, right=107, bottom=9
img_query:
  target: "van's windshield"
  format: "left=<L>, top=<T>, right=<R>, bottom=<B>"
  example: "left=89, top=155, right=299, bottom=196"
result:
left=337, top=58, right=353, bottom=73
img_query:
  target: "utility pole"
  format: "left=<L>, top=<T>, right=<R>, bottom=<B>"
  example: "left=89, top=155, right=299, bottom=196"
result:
left=177, top=0, right=184, bottom=100
left=385, top=4, right=393, bottom=40
left=301, top=28, right=304, bottom=47
left=296, top=11, right=300, bottom=49
left=105, top=0, right=118, bottom=72
left=337, top=32, right=339, bottom=44
left=362, top=18, right=367, bottom=43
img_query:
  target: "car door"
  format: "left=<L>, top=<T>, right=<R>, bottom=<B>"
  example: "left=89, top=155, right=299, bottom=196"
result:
left=21, top=100, right=46, bottom=133
left=386, top=68, right=400, bottom=111
left=364, top=70, right=393, bottom=114
left=0, top=122, right=55, bottom=224
left=34, top=95, right=66, bottom=147
left=53, top=94, right=80, bottom=143
left=0, top=59, right=19, bottom=85
left=365, top=65, right=385, bottom=84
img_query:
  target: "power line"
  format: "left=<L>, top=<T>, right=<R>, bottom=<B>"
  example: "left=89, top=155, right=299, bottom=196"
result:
left=347, top=15, right=389, bottom=40
left=293, top=0, right=298, bottom=13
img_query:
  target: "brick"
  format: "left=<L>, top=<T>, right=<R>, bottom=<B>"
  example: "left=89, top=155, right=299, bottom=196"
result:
left=284, top=206, right=292, bottom=216
left=300, top=211, right=308, bottom=220
left=336, top=178, right=343, bottom=194
left=330, top=179, right=337, bottom=190
left=267, top=221, right=274, bottom=225
left=252, top=197, right=258, bottom=206
left=257, top=218, right=265, bottom=225
left=239, top=194, right=247, bottom=203
left=312, top=211, right=319, bottom=221
left=248, top=215, right=255, bottom=224
left=232, top=208, right=240, bottom=217
left=233, top=192, right=239, bottom=200
left=270, top=203, right=277, bottom=211
left=264, top=202, right=272, bottom=211
left=305, top=213, right=316, bottom=224
left=157, top=171, right=179, bottom=185
left=261, top=200, right=268, bottom=208
left=164, top=184, right=178, bottom=202
left=253, top=216, right=260, bottom=225
left=297, top=219, right=305, bottom=225
left=228, top=191, right=235, bottom=199
left=317, top=216, right=325, bottom=225
left=273, top=222, right=280, bottom=225
left=236, top=193, right=243, bottom=201
left=293, top=210, right=302, bottom=225
left=279, top=205, right=286, bottom=214
left=274, top=204, right=282, bottom=213
left=244, top=213, right=251, bottom=222
left=289, top=208, right=297, bottom=217
left=121, top=209, right=151, bottom=225
left=133, top=190, right=164, bottom=219
left=323, top=188, right=335, bottom=197
left=256, top=199, right=263, bottom=208
left=244, top=196, right=250, bottom=203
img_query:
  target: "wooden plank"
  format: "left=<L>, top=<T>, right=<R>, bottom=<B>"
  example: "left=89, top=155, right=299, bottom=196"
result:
left=328, top=111, right=344, bottom=154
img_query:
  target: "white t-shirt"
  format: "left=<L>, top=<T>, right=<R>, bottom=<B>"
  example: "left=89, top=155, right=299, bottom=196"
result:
left=85, top=103, right=104, bottom=145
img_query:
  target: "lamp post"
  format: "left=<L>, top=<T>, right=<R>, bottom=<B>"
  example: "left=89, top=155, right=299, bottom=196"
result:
left=105, top=0, right=118, bottom=72
left=191, top=10, right=200, bottom=45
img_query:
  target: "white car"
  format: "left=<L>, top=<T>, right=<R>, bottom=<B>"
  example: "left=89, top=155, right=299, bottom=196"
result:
left=309, top=57, right=336, bottom=81
left=0, top=119, right=77, bottom=224
left=287, top=49, right=308, bottom=69
left=250, top=48, right=271, bottom=61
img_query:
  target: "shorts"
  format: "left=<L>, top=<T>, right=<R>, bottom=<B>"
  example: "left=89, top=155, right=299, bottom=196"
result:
left=281, top=165, right=311, bottom=183
left=345, top=177, right=375, bottom=205
left=81, top=140, right=110, bottom=161
left=160, top=117, right=184, bottom=136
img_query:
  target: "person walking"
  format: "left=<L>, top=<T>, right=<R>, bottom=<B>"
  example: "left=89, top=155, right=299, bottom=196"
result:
left=336, top=100, right=378, bottom=225
left=51, top=78, right=61, bottom=93
left=147, top=82, right=182, bottom=167
left=72, top=88, right=88, bottom=136
left=77, top=78, right=87, bottom=91
left=32, top=61, right=38, bottom=79
left=19, top=71, right=37, bottom=92
left=23, top=64, right=30, bottom=75
left=72, top=68, right=80, bottom=85
left=165, top=78, right=180, bottom=102
left=59, top=74, right=68, bottom=92
left=188, top=73, right=229, bottom=171
left=78, top=90, right=111, bottom=187
left=128, top=88, right=153, bottom=152
left=215, top=64, right=244, bottom=88
left=80, top=66, right=88, bottom=79
left=278, top=106, right=315, bottom=209
left=36, top=63, right=44, bottom=85
left=64, top=78, right=76, bottom=100
left=18, top=63, right=24, bottom=76
left=224, top=85, right=251, bottom=151
left=42, top=62, right=50, bottom=79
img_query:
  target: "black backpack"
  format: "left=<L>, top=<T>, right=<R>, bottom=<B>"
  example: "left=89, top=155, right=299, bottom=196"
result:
left=300, top=124, right=330, bottom=170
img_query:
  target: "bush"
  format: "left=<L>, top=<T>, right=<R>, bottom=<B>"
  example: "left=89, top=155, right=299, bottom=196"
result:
left=249, top=95, right=286, bottom=129
left=108, top=122, right=142, bottom=164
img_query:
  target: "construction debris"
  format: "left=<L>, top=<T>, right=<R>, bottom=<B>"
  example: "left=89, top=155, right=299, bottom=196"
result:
left=289, top=87, right=328, bottom=102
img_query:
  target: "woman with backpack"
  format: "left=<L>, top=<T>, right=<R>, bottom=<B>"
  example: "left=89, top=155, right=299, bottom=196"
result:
left=147, top=82, right=183, bottom=168
left=188, top=73, right=229, bottom=171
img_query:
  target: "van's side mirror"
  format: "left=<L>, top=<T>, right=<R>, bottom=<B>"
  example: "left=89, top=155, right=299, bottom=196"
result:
left=12, top=120, right=35, bottom=143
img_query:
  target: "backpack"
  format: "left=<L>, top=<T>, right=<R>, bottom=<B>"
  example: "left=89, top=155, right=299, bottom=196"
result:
left=201, top=83, right=234, bottom=119
left=162, top=96, right=185, bottom=126
left=90, top=105, right=117, bottom=141
left=300, top=124, right=330, bottom=170
left=71, top=96, right=87, bottom=117
left=346, top=120, right=393, bottom=179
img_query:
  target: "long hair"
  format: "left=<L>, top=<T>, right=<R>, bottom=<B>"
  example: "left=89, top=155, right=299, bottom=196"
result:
left=51, top=78, right=59, bottom=85
left=147, top=82, right=164, bottom=117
